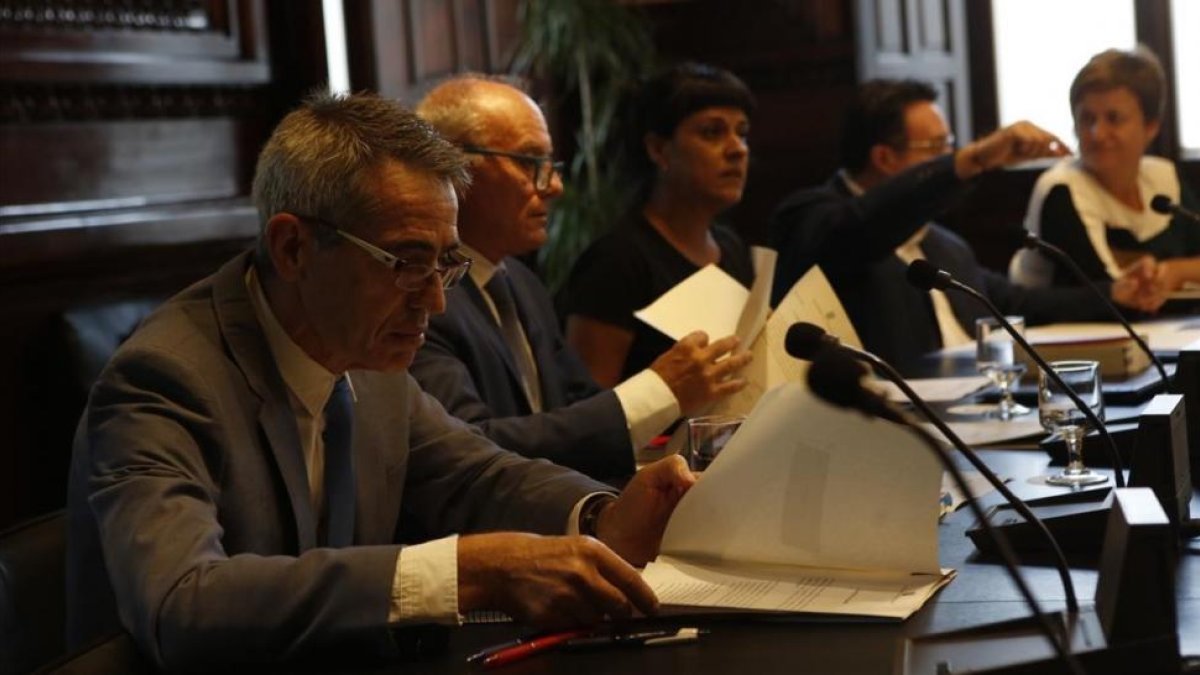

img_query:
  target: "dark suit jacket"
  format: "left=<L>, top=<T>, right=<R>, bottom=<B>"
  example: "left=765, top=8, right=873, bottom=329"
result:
left=410, top=258, right=633, bottom=478
left=770, top=159, right=1115, bottom=368
left=66, top=251, right=605, bottom=670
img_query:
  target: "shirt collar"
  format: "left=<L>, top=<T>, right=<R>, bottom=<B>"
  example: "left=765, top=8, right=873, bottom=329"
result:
left=463, top=244, right=506, bottom=288
left=245, top=266, right=342, bottom=417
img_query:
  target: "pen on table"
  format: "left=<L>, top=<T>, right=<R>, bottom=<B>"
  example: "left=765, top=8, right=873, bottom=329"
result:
left=479, top=629, right=590, bottom=669
left=466, top=635, right=531, bottom=664
left=563, top=627, right=708, bottom=650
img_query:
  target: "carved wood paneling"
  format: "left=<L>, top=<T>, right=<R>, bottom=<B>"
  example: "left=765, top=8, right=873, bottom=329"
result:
left=345, top=0, right=520, bottom=102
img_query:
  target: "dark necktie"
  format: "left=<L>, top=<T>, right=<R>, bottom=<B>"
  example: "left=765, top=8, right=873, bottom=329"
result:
left=484, top=270, right=542, bottom=412
left=320, top=376, right=355, bottom=547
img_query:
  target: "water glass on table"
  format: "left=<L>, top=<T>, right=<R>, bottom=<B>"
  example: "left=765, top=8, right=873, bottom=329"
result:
left=1039, top=359, right=1108, bottom=487
left=975, top=316, right=1031, bottom=421
left=686, top=415, right=744, bottom=471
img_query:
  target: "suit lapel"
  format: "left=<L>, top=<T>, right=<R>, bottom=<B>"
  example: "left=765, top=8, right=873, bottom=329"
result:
left=460, top=278, right=530, bottom=402
left=502, top=266, right=561, bottom=408
left=211, top=252, right=318, bottom=552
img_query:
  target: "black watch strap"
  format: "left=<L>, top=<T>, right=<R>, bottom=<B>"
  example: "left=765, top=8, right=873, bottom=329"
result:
left=579, top=493, right=617, bottom=538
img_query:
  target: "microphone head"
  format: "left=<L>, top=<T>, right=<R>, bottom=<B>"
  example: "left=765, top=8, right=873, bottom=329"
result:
left=906, top=259, right=952, bottom=291
left=784, top=323, right=837, bottom=360
left=806, top=347, right=870, bottom=411
left=1150, top=194, right=1173, bottom=216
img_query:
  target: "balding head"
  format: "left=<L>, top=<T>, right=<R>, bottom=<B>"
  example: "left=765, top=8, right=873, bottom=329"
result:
left=416, top=74, right=563, bottom=263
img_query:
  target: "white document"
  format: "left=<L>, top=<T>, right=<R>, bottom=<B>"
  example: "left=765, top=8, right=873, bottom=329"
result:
left=1024, top=319, right=1200, bottom=352
left=634, top=264, right=749, bottom=342
left=644, top=383, right=953, bottom=619
left=875, top=376, right=991, bottom=404
left=924, top=415, right=1045, bottom=447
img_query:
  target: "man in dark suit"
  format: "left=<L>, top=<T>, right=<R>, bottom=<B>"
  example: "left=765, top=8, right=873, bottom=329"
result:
left=412, top=75, right=751, bottom=478
left=66, top=92, right=692, bottom=670
left=769, top=79, right=1163, bottom=368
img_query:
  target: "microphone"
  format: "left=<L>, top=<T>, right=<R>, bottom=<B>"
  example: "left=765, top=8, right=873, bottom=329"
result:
left=1005, top=228, right=1169, bottom=384
left=786, top=322, right=1079, bottom=613
left=1150, top=194, right=1200, bottom=224
left=805, top=347, right=1082, bottom=674
left=906, top=259, right=1126, bottom=487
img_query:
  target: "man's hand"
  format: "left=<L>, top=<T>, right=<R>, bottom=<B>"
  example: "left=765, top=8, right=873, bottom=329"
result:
left=595, top=455, right=696, bottom=567
left=650, top=331, right=752, bottom=415
left=1112, top=255, right=1168, bottom=313
left=955, top=121, right=1070, bottom=179
left=458, top=532, right=659, bottom=629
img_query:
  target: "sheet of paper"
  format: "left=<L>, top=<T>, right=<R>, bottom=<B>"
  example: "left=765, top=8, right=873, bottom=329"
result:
left=643, top=556, right=954, bottom=620
left=734, top=246, right=777, bottom=346
left=875, top=376, right=991, bottom=403
left=661, top=383, right=943, bottom=575
left=923, top=415, right=1045, bottom=447
left=1025, top=319, right=1200, bottom=352
left=634, top=265, right=747, bottom=342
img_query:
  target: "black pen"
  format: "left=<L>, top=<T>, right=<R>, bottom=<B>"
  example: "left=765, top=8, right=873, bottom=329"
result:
left=563, top=627, right=707, bottom=650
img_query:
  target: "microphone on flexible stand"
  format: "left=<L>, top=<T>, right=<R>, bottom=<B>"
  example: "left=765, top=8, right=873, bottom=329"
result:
left=785, top=322, right=1079, bottom=613
left=1150, top=193, right=1200, bottom=224
left=1003, top=227, right=1170, bottom=383
left=804, top=346, right=1083, bottom=675
left=905, top=259, right=1126, bottom=488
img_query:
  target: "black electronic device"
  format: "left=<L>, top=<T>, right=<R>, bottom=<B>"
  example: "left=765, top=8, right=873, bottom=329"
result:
left=1169, top=339, right=1199, bottom=486
left=1128, top=394, right=1192, bottom=535
left=902, top=488, right=1180, bottom=674
left=1150, top=193, right=1200, bottom=224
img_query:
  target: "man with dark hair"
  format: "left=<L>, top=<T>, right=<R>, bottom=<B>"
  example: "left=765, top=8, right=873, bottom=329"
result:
left=66, top=91, right=692, bottom=670
left=769, top=78, right=1163, bottom=367
left=412, top=75, right=750, bottom=478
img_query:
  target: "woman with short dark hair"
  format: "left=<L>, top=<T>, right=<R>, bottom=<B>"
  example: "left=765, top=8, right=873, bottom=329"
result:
left=560, top=62, right=757, bottom=386
left=1011, top=47, right=1200, bottom=293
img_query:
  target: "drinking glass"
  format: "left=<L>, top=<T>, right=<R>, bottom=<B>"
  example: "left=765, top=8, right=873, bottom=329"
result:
left=686, top=415, right=744, bottom=471
left=975, top=316, right=1031, bottom=420
left=1039, top=360, right=1108, bottom=487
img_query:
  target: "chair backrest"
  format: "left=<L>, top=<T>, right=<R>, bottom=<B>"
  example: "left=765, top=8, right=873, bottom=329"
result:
left=0, top=510, right=67, bottom=674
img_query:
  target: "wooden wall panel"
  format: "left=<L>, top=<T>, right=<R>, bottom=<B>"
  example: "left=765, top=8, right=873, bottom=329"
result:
left=0, top=0, right=326, bottom=528
left=345, top=0, right=520, bottom=103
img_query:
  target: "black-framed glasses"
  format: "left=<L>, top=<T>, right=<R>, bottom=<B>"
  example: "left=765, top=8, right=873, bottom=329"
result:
left=461, top=145, right=564, bottom=191
left=296, top=215, right=472, bottom=290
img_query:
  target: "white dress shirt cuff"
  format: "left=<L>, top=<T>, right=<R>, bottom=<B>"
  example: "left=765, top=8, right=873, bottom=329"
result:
left=613, top=368, right=681, bottom=451
left=390, top=535, right=462, bottom=625
left=566, top=493, right=617, bottom=536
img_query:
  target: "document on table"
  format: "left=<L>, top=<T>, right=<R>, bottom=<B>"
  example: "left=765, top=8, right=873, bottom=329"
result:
left=1025, top=319, right=1200, bottom=353
left=643, top=383, right=954, bottom=619
left=923, top=415, right=1045, bottom=447
left=875, top=376, right=991, bottom=403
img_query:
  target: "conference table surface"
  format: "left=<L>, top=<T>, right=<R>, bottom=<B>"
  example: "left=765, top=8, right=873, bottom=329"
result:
left=47, top=448, right=1200, bottom=675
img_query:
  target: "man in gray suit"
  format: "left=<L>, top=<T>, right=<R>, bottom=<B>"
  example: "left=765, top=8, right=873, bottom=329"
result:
left=410, top=76, right=751, bottom=478
left=66, top=92, right=692, bottom=670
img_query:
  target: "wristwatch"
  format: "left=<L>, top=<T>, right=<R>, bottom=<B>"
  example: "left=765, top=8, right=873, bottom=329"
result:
left=578, top=493, right=617, bottom=538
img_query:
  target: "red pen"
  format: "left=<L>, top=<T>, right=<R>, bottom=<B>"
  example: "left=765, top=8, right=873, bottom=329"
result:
left=481, top=629, right=591, bottom=669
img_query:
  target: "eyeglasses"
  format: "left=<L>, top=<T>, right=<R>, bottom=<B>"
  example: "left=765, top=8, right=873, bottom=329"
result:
left=461, top=146, right=564, bottom=191
left=296, top=216, right=472, bottom=290
left=903, top=134, right=956, bottom=153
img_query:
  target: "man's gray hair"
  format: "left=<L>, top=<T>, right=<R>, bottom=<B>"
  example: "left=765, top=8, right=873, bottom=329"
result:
left=252, top=90, right=470, bottom=268
left=415, top=73, right=530, bottom=146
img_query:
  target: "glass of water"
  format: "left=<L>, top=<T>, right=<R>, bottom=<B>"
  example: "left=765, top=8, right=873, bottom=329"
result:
left=975, top=316, right=1031, bottom=420
left=1039, top=360, right=1108, bottom=487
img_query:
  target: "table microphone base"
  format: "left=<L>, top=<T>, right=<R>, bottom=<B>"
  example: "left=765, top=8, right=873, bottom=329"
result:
left=966, top=488, right=1112, bottom=560
left=898, top=608, right=1180, bottom=675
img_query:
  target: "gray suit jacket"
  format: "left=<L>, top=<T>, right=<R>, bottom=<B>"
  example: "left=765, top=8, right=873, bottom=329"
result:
left=66, top=251, right=606, bottom=670
left=410, top=258, right=633, bottom=479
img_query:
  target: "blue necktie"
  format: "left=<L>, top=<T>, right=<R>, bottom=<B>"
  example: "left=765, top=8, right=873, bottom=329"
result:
left=320, top=376, right=355, bottom=547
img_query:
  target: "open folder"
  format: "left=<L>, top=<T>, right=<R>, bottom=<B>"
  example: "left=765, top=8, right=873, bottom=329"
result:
left=642, top=383, right=955, bottom=620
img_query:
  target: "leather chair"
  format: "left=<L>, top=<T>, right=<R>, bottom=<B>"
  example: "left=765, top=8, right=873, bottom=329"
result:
left=0, top=510, right=66, bottom=674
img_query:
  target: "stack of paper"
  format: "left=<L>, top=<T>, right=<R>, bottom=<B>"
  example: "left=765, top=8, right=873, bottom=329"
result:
left=642, top=384, right=955, bottom=620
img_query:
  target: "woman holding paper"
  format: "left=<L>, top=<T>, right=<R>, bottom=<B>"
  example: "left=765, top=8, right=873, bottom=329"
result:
left=561, top=62, right=756, bottom=385
left=1011, top=47, right=1200, bottom=293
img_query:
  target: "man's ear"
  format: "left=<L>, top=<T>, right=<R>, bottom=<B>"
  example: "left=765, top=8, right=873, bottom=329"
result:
left=644, top=132, right=669, bottom=173
left=869, top=143, right=901, bottom=176
left=263, top=213, right=312, bottom=282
